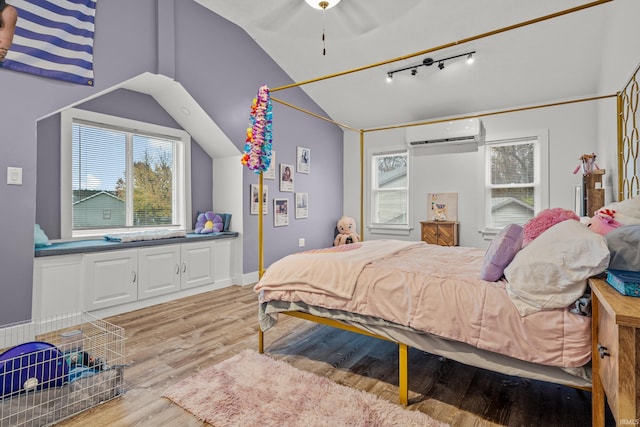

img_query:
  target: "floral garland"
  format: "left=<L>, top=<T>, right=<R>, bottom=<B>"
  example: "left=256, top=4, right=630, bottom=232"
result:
left=241, top=85, right=273, bottom=173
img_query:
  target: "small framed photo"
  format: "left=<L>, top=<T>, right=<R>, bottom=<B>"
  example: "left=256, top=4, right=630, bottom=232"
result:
left=274, top=198, right=289, bottom=227
left=250, top=184, right=268, bottom=215
left=264, top=150, right=276, bottom=180
left=295, top=192, right=308, bottom=219
left=297, top=147, right=310, bottom=174
left=280, top=163, right=294, bottom=192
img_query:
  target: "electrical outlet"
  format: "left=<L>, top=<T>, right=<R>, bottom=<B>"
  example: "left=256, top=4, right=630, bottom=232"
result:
left=298, top=238, right=305, bottom=247
left=7, top=167, right=22, bottom=185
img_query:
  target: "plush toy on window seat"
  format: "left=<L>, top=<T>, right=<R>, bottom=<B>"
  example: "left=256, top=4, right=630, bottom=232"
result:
left=334, top=216, right=360, bottom=246
left=195, top=211, right=223, bottom=234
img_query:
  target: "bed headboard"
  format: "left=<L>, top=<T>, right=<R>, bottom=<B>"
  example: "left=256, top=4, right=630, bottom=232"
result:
left=618, top=62, right=640, bottom=201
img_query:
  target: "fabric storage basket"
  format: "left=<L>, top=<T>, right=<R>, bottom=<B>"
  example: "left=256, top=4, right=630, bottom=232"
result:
left=0, top=312, right=125, bottom=427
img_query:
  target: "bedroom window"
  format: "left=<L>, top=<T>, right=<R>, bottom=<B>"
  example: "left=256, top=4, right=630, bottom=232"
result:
left=482, top=132, right=548, bottom=234
left=370, top=151, right=409, bottom=230
left=61, top=108, right=191, bottom=239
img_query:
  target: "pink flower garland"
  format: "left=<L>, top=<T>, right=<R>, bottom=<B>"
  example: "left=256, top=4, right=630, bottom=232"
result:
left=241, top=85, right=273, bottom=173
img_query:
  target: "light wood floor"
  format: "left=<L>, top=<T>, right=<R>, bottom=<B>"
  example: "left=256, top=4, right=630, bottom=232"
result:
left=56, top=284, right=613, bottom=427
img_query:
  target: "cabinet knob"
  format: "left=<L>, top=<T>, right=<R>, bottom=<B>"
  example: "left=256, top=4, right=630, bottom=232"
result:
left=597, top=343, right=609, bottom=359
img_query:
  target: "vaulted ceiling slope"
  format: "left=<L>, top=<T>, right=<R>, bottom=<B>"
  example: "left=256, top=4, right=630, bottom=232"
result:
left=197, top=0, right=611, bottom=130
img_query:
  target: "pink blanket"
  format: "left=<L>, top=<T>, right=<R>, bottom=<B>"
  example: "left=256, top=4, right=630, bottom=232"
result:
left=257, top=240, right=422, bottom=299
left=255, top=242, right=591, bottom=368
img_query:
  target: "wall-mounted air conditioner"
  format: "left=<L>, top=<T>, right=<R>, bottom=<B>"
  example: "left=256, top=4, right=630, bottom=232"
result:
left=406, top=118, right=485, bottom=148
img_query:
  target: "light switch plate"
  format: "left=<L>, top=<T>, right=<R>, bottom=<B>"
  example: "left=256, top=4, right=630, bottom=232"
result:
left=7, top=167, right=23, bottom=185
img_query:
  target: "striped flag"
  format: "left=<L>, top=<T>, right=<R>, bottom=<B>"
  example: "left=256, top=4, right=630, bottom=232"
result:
left=2, top=0, right=96, bottom=85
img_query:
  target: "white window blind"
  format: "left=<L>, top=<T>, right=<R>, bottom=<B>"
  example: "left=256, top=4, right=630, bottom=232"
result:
left=71, top=121, right=178, bottom=231
left=486, top=137, right=538, bottom=228
left=370, top=151, right=409, bottom=226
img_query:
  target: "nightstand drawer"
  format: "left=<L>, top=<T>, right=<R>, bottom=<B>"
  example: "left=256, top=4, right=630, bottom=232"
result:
left=595, top=299, right=620, bottom=420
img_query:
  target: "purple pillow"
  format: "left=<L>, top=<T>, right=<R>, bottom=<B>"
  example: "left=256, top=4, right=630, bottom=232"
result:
left=480, top=224, right=524, bottom=281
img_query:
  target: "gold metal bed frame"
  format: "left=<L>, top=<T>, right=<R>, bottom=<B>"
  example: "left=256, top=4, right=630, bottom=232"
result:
left=256, top=0, right=640, bottom=417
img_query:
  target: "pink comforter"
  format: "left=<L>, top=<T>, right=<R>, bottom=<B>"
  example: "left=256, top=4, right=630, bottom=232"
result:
left=255, top=240, right=591, bottom=368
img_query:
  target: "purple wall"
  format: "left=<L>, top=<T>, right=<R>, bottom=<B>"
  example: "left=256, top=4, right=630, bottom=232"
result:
left=0, top=0, right=343, bottom=326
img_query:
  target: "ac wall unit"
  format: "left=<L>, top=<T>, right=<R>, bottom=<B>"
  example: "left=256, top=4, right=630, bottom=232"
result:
left=406, top=118, right=485, bottom=148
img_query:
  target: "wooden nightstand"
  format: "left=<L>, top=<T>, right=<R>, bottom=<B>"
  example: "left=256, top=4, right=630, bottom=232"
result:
left=420, top=221, right=459, bottom=246
left=589, top=277, right=640, bottom=426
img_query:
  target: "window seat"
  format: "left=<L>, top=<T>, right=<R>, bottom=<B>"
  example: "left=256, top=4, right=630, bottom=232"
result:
left=35, top=231, right=238, bottom=257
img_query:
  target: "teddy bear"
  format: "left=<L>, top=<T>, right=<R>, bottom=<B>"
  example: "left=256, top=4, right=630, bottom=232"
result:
left=334, top=216, right=360, bottom=246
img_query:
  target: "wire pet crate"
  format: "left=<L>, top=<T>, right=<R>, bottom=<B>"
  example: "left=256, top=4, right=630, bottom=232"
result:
left=0, top=312, right=125, bottom=427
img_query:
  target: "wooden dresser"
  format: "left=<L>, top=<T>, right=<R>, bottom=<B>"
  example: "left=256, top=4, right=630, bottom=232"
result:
left=420, top=221, right=459, bottom=246
left=589, top=277, right=640, bottom=426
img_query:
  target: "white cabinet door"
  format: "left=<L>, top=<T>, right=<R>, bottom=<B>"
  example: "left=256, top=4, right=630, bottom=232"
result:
left=180, top=241, right=214, bottom=289
left=213, top=239, right=232, bottom=285
left=138, top=245, right=181, bottom=300
left=33, top=254, right=83, bottom=318
left=84, top=249, right=138, bottom=311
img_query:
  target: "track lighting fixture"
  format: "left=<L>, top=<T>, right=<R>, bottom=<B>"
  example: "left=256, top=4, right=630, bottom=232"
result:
left=466, top=53, right=474, bottom=64
left=385, top=50, right=476, bottom=80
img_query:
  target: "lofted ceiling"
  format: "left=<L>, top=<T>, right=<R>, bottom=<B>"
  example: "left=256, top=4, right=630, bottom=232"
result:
left=196, top=0, right=613, bottom=130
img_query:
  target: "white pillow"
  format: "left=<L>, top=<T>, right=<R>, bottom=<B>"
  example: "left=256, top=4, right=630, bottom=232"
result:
left=504, top=220, right=610, bottom=316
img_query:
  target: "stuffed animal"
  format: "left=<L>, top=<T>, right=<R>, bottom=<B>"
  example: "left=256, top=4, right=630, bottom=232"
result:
left=334, top=216, right=360, bottom=246
left=572, top=153, right=599, bottom=175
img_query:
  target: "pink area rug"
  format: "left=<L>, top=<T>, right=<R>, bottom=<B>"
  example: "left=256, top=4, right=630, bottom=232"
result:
left=163, top=349, right=448, bottom=427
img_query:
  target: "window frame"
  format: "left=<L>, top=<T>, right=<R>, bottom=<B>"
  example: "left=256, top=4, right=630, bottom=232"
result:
left=478, top=130, right=549, bottom=238
left=366, top=148, right=412, bottom=236
left=61, top=108, right=191, bottom=239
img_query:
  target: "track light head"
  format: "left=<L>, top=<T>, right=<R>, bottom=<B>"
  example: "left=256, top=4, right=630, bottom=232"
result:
left=386, top=73, right=393, bottom=82
left=467, top=53, right=474, bottom=64
left=411, top=68, right=417, bottom=76
left=438, top=61, right=445, bottom=70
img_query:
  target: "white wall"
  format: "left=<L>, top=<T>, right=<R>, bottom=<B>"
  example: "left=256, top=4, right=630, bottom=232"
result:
left=343, top=99, right=615, bottom=249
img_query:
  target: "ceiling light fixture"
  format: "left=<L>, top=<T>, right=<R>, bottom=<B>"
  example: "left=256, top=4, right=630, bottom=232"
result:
left=385, top=50, right=476, bottom=80
left=304, top=0, right=341, bottom=10
left=304, top=0, right=342, bottom=56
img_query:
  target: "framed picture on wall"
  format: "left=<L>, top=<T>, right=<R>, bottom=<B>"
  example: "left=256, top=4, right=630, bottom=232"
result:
left=280, top=163, right=294, bottom=192
left=250, top=184, right=268, bottom=215
left=295, top=192, right=308, bottom=219
left=274, top=198, right=289, bottom=227
left=264, top=150, right=276, bottom=180
left=296, top=147, right=310, bottom=174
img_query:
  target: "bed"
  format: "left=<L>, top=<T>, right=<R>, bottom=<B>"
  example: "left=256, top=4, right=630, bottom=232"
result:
left=255, top=218, right=616, bottom=405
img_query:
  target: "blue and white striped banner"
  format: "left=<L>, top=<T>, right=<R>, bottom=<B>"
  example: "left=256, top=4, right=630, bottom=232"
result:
left=2, top=0, right=96, bottom=85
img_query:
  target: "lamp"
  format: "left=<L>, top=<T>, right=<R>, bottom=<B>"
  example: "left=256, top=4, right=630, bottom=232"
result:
left=385, top=50, right=476, bottom=80
left=305, top=0, right=341, bottom=10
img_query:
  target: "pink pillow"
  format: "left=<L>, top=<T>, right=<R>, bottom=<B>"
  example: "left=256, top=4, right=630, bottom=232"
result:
left=480, top=224, right=524, bottom=281
left=522, top=208, right=579, bottom=246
